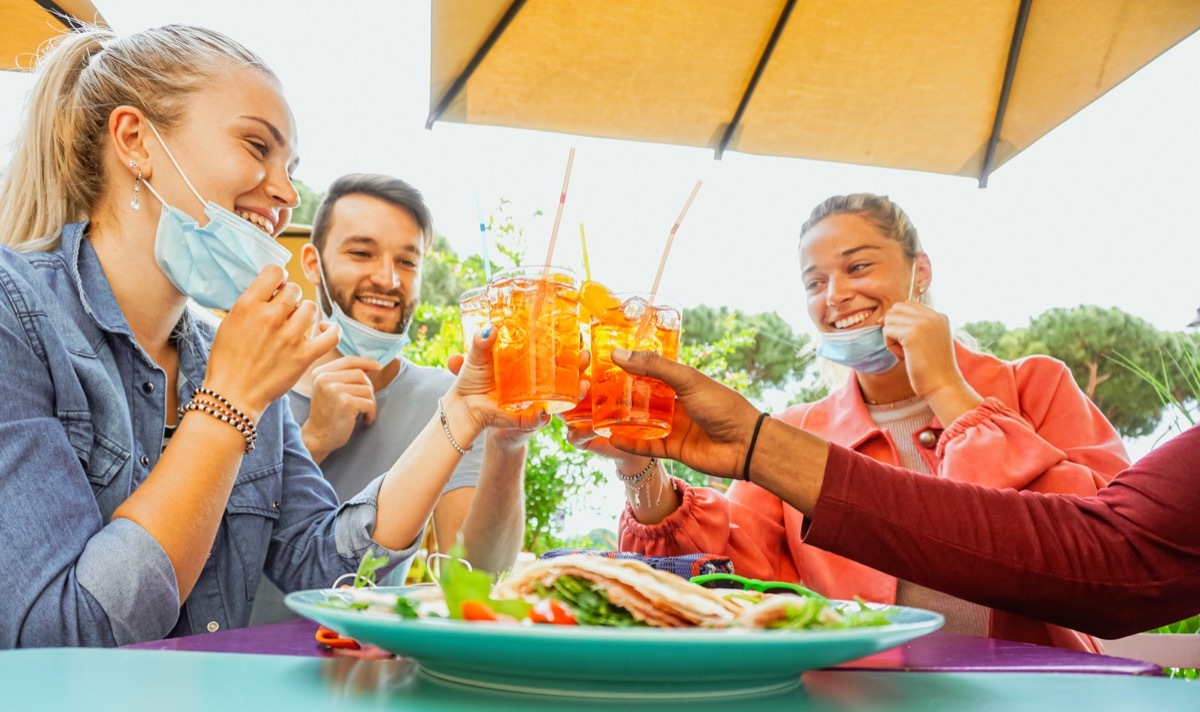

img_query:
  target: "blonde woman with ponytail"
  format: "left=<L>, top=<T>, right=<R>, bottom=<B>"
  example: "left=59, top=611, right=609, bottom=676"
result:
left=590, top=193, right=1130, bottom=653
left=0, top=25, right=554, bottom=648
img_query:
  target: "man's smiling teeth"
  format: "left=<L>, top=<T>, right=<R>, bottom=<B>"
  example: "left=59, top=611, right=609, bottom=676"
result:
left=359, top=297, right=398, bottom=308
left=236, top=210, right=274, bottom=235
left=834, top=311, right=870, bottom=329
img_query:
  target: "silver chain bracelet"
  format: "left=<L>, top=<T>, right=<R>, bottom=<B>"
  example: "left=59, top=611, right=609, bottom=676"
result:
left=437, top=397, right=474, bottom=455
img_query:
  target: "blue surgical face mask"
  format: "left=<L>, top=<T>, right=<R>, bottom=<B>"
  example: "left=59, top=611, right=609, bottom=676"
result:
left=816, top=326, right=899, bottom=374
left=315, top=252, right=411, bottom=366
left=141, top=121, right=291, bottom=312
left=815, top=260, right=920, bottom=375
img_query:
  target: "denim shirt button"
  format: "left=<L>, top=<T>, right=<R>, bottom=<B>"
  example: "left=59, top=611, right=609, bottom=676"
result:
left=272, top=500, right=280, bottom=510
left=206, top=621, right=220, bottom=633
left=139, top=454, right=150, bottom=467
left=141, top=381, right=154, bottom=394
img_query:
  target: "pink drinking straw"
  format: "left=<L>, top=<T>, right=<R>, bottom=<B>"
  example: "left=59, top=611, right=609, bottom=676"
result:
left=634, top=180, right=703, bottom=342
left=542, top=147, right=576, bottom=275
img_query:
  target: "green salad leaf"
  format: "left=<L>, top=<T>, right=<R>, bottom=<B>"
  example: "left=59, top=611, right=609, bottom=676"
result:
left=441, top=544, right=532, bottom=620
left=355, top=550, right=390, bottom=588
left=537, top=576, right=644, bottom=627
left=766, top=596, right=895, bottom=631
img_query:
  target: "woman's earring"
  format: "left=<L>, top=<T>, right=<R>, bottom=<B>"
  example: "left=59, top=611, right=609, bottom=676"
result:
left=129, top=160, right=142, bottom=211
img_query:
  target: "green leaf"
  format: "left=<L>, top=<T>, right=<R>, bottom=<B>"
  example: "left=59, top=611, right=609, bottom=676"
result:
left=538, top=576, right=644, bottom=627
left=354, top=551, right=390, bottom=588
left=440, top=544, right=532, bottom=620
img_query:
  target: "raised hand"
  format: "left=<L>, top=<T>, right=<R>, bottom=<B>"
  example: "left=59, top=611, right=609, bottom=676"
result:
left=204, top=265, right=340, bottom=421
left=443, top=328, right=554, bottom=435
left=302, top=356, right=383, bottom=462
left=604, top=348, right=761, bottom=480
left=880, top=301, right=982, bottom=423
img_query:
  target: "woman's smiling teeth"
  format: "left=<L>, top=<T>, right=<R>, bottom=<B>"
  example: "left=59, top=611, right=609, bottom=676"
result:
left=833, top=311, right=871, bottom=330
left=236, top=210, right=275, bottom=235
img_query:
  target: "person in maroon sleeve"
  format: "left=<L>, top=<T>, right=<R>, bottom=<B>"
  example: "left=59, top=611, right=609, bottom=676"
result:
left=606, top=347, right=1200, bottom=640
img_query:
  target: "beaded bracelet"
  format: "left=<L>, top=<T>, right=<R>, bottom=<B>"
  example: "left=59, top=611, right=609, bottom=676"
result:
left=195, top=387, right=254, bottom=429
left=180, top=400, right=257, bottom=453
left=437, top=398, right=474, bottom=455
left=615, top=457, right=658, bottom=486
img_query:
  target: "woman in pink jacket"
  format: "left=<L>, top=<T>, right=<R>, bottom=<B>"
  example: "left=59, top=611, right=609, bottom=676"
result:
left=569, top=193, right=1130, bottom=651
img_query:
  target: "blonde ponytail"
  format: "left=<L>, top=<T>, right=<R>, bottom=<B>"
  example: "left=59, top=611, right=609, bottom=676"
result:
left=0, top=30, right=110, bottom=251
left=0, top=24, right=276, bottom=252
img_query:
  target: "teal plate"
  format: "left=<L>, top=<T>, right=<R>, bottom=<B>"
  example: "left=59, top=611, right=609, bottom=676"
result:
left=287, top=586, right=943, bottom=699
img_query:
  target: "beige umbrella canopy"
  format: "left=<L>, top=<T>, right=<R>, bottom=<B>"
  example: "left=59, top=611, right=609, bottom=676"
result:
left=429, top=0, right=1200, bottom=186
left=1, top=0, right=107, bottom=71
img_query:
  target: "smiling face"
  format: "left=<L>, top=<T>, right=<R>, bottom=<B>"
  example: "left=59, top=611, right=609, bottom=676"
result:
left=144, top=62, right=300, bottom=238
left=800, top=213, right=921, bottom=333
left=310, top=193, right=424, bottom=334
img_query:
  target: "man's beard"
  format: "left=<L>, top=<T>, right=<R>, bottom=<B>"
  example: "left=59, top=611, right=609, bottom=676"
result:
left=323, top=284, right=419, bottom=335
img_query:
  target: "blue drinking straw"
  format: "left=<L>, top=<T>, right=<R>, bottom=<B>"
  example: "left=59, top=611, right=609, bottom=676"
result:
left=474, top=188, right=492, bottom=282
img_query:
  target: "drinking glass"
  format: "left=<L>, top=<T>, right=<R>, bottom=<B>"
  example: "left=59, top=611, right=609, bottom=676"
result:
left=487, top=266, right=581, bottom=414
left=589, top=293, right=682, bottom=439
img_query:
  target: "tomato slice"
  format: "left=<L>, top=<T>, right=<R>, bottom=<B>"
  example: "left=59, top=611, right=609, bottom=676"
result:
left=461, top=600, right=518, bottom=624
left=527, top=598, right=578, bottom=625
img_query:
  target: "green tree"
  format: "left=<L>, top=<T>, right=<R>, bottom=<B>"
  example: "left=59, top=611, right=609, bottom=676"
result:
left=964, top=306, right=1173, bottom=438
left=290, top=178, right=323, bottom=226
left=681, top=305, right=810, bottom=399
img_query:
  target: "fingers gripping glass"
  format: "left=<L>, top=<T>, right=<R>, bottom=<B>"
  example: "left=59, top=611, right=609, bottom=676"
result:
left=690, top=573, right=824, bottom=599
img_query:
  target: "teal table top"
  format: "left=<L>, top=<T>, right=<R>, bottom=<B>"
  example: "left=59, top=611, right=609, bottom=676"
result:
left=3, top=648, right=1195, bottom=711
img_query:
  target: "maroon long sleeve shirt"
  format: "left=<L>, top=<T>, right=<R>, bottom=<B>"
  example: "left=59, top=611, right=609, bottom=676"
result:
left=806, top=424, right=1200, bottom=639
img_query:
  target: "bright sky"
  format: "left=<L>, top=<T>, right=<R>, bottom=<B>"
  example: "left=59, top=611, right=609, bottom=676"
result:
left=2, top=2, right=1198, bottom=464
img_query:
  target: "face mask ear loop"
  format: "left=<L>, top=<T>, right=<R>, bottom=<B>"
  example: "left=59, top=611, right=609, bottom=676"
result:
left=144, top=119, right=208, bottom=212
left=907, top=259, right=919, bottom=302
left=313, top=250, right=337, bottom=318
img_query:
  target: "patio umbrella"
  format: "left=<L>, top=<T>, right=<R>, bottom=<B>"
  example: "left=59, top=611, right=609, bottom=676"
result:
left=1, top=0, right=107, bottom=71
left=427, top=0, right=1200, bottom=186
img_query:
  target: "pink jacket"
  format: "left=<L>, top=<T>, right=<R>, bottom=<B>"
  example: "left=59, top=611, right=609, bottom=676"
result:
left=621, top=344, right=1130, bottom=651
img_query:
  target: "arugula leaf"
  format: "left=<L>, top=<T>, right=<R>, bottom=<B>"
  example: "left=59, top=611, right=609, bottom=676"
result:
left=441, top=544, right=532, bottom=620
left=354, top=550, right=390, bottom=588
left=538, top=576, right=644, bottom=627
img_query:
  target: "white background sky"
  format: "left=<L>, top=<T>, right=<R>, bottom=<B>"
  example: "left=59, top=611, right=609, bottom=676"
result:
left=3, top=2, right=1199, bottom=465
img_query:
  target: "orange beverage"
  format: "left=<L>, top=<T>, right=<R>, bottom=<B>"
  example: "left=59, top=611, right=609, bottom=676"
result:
left=559, top=321, right=592, bottom=424
left=562, top=280, right=620, bottom=426
left=590, top=293, right=682, bottom=439
left=458, top=286, right=490, bottom=352
left=487, top=266, right=581, bottom=414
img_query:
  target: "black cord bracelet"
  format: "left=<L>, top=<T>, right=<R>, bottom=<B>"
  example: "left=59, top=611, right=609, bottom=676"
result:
left=742, top=412, right=770, bottom=482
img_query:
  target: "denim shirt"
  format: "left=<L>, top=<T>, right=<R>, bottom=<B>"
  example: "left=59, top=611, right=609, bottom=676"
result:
left=0, top=223, right=420, bottom=648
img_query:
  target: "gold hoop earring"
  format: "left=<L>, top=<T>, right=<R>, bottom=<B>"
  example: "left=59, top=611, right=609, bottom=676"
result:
left=129, top=160, right=142, bottom=211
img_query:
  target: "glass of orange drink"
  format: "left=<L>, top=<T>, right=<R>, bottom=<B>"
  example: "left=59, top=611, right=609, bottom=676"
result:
left=487, top=266, right=581, bottom=414
left=590, top=293, right=682, bottom=439
left=560, top=280, right=619, bottom=426
left=457, top=286, right=490, bottom=352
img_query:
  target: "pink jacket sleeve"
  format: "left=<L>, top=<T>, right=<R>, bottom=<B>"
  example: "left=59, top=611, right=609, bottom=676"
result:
left=936, top=357, right=1128, bottom=495
left=618, top=478, right=800, bottom=582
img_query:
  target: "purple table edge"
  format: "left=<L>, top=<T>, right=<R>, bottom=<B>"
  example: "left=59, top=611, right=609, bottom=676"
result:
left=123, top=618, right=1163, bottom=676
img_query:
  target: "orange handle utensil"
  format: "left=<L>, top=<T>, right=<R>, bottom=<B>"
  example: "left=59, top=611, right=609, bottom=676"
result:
left=315, top=625, right=361, bottom=650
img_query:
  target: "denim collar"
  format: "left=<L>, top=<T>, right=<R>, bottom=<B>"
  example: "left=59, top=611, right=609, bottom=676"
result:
left=59, top=222, right=210, bottom=388
left=60, top=222, right=132, bottom=339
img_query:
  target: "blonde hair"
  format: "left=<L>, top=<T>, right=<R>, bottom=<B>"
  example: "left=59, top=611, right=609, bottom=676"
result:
left=0, top=24, right=276, bottom=252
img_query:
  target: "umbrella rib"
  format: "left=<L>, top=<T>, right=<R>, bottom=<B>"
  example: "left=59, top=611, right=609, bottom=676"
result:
left=979, top=0, right=1033, bottom=188
left=426, top=0, right=528, bottom=130
left=715, top=0, right=797, bottom=160
left=34, top=0, right=90, bottom=30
